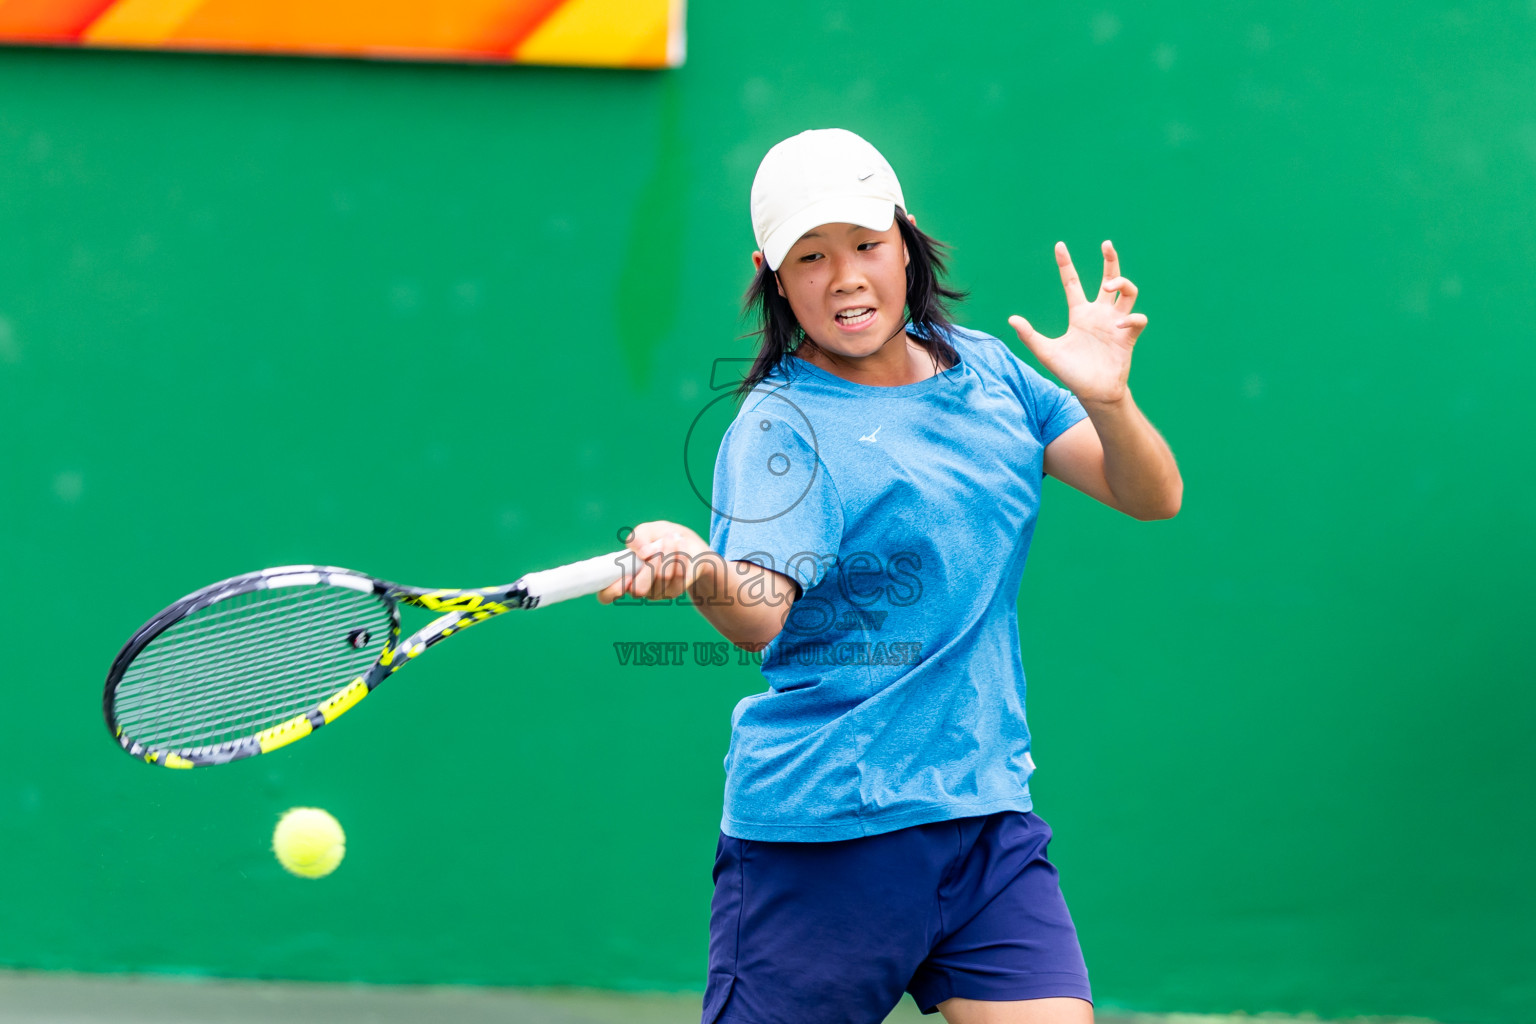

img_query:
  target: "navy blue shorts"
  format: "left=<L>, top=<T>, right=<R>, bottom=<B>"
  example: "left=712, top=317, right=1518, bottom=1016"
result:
left=702, top=810, right=1092, bottom=1023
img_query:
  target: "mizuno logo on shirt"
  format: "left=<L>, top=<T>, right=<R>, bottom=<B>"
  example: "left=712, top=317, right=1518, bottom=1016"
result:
left=859, top=426, right=882, bottom=443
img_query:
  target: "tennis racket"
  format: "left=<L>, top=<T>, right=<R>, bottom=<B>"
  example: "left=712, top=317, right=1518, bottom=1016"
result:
left=103, top=551, right=630, bottom=769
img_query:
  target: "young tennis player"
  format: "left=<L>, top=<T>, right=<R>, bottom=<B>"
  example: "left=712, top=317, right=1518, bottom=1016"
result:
left=597, top=128, right=1181, bottom=1024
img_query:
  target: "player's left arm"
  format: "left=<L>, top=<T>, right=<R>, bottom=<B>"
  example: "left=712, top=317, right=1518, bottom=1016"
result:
left=1010, top=239, right=1182, bottom=521
left=1042, top=397, right=1181, bottom=520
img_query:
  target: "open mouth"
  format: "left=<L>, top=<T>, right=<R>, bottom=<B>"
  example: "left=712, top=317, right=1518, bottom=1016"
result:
left=835, top=307, right=876, bottom=328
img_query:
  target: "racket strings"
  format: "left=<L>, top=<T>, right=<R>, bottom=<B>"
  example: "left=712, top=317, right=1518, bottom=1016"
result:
left=119, top=629, right=396, bottom=749
left=142, top=641, right=386, bottom=747
left=118, top=591, right=365, bottom=703
left=112, top=585, right=394, bottom=749
left=129, top=588, right=391, bottom=744
left=114, top=594, right=378, bottom=748
left=117, top=590, right=390, bottom=747
left=115, top=590, right=383, bottom=717
left=113, top=591, right=383, bottom=728
left=122, top=638, right=368, bottom=745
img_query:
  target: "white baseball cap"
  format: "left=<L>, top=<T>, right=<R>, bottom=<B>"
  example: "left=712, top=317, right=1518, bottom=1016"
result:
left=750, top=128, right=906, bottom=272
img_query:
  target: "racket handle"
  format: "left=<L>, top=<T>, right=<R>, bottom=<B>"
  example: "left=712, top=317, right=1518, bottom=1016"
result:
left=518, top=550, right=631, bottom=607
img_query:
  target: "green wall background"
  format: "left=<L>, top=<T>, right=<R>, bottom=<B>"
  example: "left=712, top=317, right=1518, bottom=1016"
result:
left=2, top=2, right=1533, bottom=1022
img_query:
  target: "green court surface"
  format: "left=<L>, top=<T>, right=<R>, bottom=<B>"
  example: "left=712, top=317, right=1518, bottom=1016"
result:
left=0, top=971, right=1439, bottom=1024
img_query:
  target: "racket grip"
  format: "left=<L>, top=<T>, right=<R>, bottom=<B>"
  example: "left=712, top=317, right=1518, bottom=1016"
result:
left=519, top=550, right=631, bottom=607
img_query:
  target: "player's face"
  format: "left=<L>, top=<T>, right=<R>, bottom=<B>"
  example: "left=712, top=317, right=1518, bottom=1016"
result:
left=773, top=221, right=910, bottom=360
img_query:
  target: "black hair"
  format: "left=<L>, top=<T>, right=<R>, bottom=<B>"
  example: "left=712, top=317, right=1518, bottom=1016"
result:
left=737, top=208, right=967, bottom=396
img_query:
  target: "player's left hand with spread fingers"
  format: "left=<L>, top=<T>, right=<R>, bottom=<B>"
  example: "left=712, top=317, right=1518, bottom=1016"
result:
left=597, top=521, right=712, bottom=604
left=1008, top=239, right=1149, bottom=406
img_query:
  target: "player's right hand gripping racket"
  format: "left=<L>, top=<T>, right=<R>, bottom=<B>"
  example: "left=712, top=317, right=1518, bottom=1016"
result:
left=103, top=551, right=629, bottom=769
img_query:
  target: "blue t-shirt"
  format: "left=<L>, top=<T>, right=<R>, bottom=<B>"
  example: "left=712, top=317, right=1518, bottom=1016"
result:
left=708, top=326, right=1088, bottom=841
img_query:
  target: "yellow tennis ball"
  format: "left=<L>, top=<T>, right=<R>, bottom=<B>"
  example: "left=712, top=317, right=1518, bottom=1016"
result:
left=272, top=807, right=346, bottom=879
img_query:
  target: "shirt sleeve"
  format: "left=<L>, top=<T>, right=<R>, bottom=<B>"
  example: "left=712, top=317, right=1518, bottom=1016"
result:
left=951, top=328, right=1088, bottom=445
left=1016, top=358, right=1088, bottom=445
left=709, top=411, right=844, bottom=595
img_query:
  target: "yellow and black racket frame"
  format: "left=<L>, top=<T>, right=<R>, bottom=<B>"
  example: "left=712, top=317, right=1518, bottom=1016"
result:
left=103, top=565, right=540, bottom=769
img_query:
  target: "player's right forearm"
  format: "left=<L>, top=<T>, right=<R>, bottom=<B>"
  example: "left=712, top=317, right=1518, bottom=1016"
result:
left=687, top=553, right=797, bottom=651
